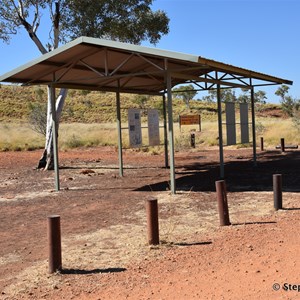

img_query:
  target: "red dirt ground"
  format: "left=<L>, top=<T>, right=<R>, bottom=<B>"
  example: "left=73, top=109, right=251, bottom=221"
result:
left=0, top=146, right=299, bottom=300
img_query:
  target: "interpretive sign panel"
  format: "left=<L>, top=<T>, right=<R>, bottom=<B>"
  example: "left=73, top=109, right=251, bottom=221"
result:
left=128, top=108, right=142, bottom=148
left=225, top=102, right=236, bottom=145
left=240, top=103, right=249, bottom=143
left=179, top=115, right=201, bottom=131
left=148, top=109, right=160, bottom=146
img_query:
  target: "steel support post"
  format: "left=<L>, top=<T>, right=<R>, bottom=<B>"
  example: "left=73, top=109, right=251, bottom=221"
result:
left=251, top=87, right=257, bottom=166
left=162, top=94, right=169, bottom=168
left=50, top=86, right=60, bottom=191
left=116, top=90, right=124, bottom=177
left=217, top=84, right=224, bottom=179
left=166, top=72, right=176, bottom=194
left=48, top=215, right=62, bottom=273
left=145, top=198, right=159, bottom=245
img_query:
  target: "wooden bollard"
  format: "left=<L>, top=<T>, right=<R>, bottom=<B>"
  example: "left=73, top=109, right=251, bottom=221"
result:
left=281, top=138, right=285, bottom=152
left=215, top=180, right=231, bottom=226
left=47, top=215, right=62, bottom=273
left=260, top=137, right=264, bottom=151
left=145, top=198, right=159, bottom=245
left=273, top=174, right=283, bottom=210
left=191, top=132, right=196, bottom=148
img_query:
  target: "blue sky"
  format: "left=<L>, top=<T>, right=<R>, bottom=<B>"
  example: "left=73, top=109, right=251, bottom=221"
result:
left=0, top=0, right=299, bottom=103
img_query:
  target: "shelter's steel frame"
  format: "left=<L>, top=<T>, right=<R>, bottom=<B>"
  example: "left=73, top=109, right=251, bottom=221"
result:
left=0, top=37, right=293, bottom=193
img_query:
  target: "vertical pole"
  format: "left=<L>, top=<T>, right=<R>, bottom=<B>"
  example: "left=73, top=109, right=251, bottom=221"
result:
left=215, top=180, right=231, bottom=226
left=50, top=86, right=60, bottom=191
left=48, top=215, right=62, bottom=273
left=280, top=138, right=285, bottom=152
left=162, top=94, right=169, bottom=168
left=199, top=115, right=201, bottom=132
left=273, top=174, right=283, bottom=210
left=191, top=132, right=195, bottom=148
left=260, top=137, right=264, bottom=151
left=145, top=198, right=159, bottom=245
left=166, top=71, right=176, bottom=194
left=116, top=90, right=123, bottom=177
left=217, top=84, right=224, bottom=179
left=251, top=86, right=257, bottom=166
left=179, top=115, right=181, bottom=132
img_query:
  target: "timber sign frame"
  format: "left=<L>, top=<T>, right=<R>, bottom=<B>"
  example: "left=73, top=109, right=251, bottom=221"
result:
left=0, top=36, right=293, bottom=194
left=179, top=115, right=201, bottom=132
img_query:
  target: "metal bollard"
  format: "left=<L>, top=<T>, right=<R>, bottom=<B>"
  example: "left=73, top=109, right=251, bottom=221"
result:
left=48, top=215, right=62, bottom=273
left=191, top=132, right=196, bottom=148
left=280, top=138, right=285, bottom=152
left=273, top=174, right=283, bottom=210
left=215, top=180, right=231, bottom=226
left=260, top=137, right=264, bottom=151
left=145, top=198, right=159, bottom=245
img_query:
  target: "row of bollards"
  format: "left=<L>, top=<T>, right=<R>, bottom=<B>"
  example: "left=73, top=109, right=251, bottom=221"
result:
left=261, top=137, right=285, bottom=152
left=47, top=174, right=284, bottom=273
left=47, top=199, right=161, bottom=274
left=215, top=174, right=283, bottom=226
left=261, top=137, right=298, bottom=152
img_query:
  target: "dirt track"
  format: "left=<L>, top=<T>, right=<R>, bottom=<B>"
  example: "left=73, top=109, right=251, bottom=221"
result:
left=0, top=146, right=299, bottom=299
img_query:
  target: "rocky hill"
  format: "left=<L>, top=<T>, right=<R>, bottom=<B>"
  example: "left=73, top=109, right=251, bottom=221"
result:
left=0, top=84, right=284, bottom=123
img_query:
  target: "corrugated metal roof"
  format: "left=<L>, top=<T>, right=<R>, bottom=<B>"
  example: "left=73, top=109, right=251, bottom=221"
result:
left=0, top=36, right=292, bottom=94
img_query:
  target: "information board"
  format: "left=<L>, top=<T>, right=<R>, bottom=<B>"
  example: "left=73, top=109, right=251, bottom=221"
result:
left=179, top=115, right=201, bottom=131
left=240, top=103, right=249, bottom=143
left=148, top=109, right=160, bottom=146
left=128, top=108, right=142, bottom=148
left=225, top=102, right=237, bottom=145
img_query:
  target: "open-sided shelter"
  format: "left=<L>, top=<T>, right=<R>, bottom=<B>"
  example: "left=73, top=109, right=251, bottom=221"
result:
left=0, top=36, right=293, bottom=193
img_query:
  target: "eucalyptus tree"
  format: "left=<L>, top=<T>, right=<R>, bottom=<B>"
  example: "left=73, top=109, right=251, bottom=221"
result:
left=275, top=85, right=299, bottom=117
left=0, top=0, right=169, bottom=169
left=204, top=88, right=237, bottom=103
left=172, top=84, right=197, bottom=109
left=238, top=88, right=267, bottom=104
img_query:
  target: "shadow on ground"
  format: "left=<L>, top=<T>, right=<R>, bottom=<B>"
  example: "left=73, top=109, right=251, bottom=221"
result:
left=135, top=150, right=300, bottom=193
left=61, top=267, right=126, bottom=275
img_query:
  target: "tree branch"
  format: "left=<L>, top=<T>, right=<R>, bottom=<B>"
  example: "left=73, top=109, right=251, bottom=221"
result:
left=32, top=2, right=40, bottom=33
left=53, top=1, right=60, bottom=48
left=13, top=0, right=47, bottom=54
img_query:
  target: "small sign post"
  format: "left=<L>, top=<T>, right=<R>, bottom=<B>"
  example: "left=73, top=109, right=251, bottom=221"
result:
left=179, top=115, right=201, bottom=132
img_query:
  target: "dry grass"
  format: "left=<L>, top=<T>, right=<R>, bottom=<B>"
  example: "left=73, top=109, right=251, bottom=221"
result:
left=0, top=118, right=299, bottom=152
left=257, top=118, right=299, bottom=147
left=0, top=122, right=44, bottom=151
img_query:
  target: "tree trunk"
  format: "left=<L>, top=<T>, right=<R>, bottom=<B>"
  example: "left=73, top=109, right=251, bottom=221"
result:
left=14, top=1, right=64, bottom=171
left=37, top=88, right=68, bottom=170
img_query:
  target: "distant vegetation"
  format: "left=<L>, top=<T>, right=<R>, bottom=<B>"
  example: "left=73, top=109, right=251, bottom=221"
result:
left=0, top=84, right=298, bottom=152
left=0, top=85, right=285, bottom=123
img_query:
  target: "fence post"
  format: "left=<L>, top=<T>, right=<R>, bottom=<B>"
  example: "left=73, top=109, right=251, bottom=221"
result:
left=191, top=132, right=196, bottom=148
left=145, top=198, right=159, bottom=245
left=280, top=138, right=285, bottom=152
left=273, top=174, right=283, bottom=210
left=48, top=215, right=62, bottom=273
left=215, top=180, right=231, bottom=226
left=260, top=137, right=264, bottom=151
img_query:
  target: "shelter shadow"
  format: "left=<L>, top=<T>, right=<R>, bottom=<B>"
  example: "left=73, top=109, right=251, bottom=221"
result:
left=135, top=150, right=300, bottom=193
